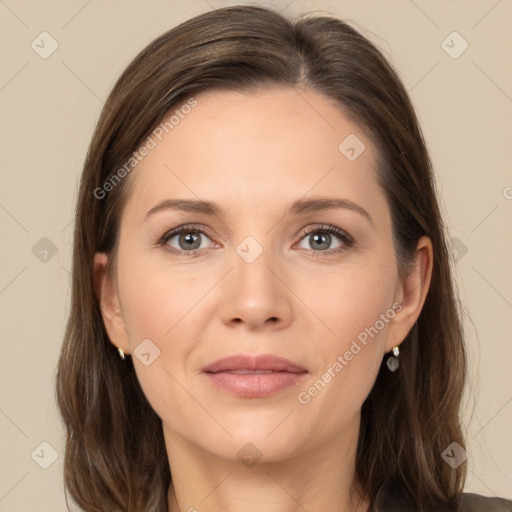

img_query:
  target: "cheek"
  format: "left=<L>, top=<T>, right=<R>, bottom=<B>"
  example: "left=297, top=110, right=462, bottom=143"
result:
left=304, top=253, right=398, bottom=347
left=292, top=252, right=397, bottom=421
left=116, top=256, right=206, bottom=425
left=118, top=250, right=202, bottom=345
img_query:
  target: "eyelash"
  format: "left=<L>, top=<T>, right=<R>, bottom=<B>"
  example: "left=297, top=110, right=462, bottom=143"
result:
left=157, top=223, right=354, bottom=258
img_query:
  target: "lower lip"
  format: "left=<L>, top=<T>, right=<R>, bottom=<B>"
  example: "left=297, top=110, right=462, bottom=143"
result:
left=204, top=371, right=307, bottom=398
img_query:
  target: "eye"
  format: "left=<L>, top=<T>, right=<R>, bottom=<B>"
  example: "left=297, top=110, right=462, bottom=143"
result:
left=296, top=224, right=353, bottom=254
left=159, top=225, right=215, bottom=257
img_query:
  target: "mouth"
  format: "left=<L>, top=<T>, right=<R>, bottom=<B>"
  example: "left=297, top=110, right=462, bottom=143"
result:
left=202, top=354, right=308, bottom=398
left=221, top=369, right=278, bottom=374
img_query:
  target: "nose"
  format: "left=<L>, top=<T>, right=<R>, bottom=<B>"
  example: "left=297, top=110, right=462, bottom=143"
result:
left=218, top=246, right=294, bottom=331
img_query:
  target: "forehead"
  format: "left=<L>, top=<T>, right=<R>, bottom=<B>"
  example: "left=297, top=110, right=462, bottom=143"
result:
left=122, top=86, right=383, bottom=219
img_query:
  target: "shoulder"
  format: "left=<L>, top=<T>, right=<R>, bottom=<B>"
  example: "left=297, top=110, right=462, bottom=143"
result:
left=458, top=492, right=512, bottom=511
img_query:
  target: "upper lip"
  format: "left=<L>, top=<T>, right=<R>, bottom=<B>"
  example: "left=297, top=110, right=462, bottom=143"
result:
left=202, top=354, right=307, bottom=373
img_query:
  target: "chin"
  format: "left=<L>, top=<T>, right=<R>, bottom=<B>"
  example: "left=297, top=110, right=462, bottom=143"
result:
left=204, top=415, right=310, bottom=464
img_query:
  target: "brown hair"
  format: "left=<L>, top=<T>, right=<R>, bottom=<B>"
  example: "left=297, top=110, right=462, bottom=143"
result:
left=56, top=5, right=467, bottom=511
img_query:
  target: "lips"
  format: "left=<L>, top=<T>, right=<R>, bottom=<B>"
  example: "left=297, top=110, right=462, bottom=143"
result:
left=202, top=354, right=307, bottom=374
left=202, top=354, right=307, bottom=398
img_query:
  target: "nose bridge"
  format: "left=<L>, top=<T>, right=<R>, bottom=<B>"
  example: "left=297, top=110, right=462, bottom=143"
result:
left=218, top=233, right=292, bottom=329
left=234, top=236, right=274, bottom=291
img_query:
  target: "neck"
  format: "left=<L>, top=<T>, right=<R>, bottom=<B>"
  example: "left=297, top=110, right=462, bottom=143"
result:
left=164, top=415, right=370, bottom=512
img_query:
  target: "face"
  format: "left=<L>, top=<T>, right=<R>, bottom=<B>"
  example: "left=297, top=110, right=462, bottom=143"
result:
left=96, top=86, right=426, bottom=464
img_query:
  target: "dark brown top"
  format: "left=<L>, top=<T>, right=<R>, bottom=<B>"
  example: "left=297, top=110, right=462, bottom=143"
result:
left=458, top=493, right=512, bottom=511
left=371, top=490, right=512, bottom=511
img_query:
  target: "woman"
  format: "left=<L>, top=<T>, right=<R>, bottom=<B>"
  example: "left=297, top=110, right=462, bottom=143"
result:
left=55, top=5, right=512, bottom=511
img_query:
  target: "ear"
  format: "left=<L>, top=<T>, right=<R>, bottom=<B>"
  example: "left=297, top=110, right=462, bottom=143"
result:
left=93, top=252, right=131, bottom=355
left=385, top=236, right=433, bottom=352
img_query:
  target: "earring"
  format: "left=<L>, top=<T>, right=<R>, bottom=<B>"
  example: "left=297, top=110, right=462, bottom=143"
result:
left=386, top=345, right=400, bottom=372
left=118, top=347, right=125, bottom=360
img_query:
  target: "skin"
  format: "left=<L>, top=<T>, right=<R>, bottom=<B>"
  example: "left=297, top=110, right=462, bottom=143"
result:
left=94, top=86, right=433, bottom=512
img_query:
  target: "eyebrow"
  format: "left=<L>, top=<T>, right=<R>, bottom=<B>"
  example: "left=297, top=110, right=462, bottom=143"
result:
left=145, top=197, right=373, bottom=226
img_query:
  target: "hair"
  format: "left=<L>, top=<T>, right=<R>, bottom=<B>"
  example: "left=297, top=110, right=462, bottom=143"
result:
left=55, top=4, right=467, bottom=511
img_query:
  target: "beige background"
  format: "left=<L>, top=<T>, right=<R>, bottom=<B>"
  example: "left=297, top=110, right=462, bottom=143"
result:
left=1, top=0, right=511, bottom=510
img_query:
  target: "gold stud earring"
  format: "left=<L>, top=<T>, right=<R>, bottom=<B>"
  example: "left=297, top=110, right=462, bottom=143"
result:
left=118, top=347, right=125, bottom=360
